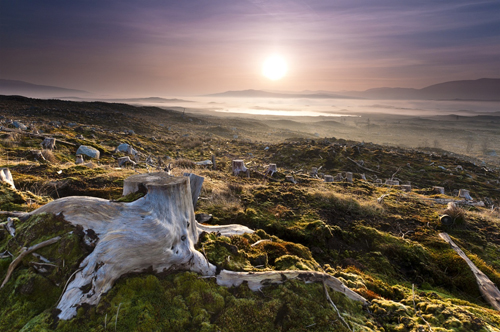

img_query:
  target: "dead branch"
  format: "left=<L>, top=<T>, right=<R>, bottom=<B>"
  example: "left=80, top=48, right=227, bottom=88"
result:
left=1, top=236, right=61, bottom=288
left=439, top=233, right=500, bottom=311
left=347, top=157, right=380, bottom=174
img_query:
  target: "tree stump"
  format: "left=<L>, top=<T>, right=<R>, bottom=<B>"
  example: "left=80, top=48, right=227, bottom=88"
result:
left=385, top=179, right=399, bottom=186
left=42, top=137, right=56, bottom=150
left=231, top=160, right=247, bottom=176
left=400, top=184, right=411, bottom=192
left=31, top=150, right=46, bottom=161
left=117, top=156, right=135, bottom=167
left=433, top=186, right=445, bottom=194
left=285, top=175, right=295, bottom=183
left=324, top=175, right=334, bottom=183
left=0, top=168, right=15, bottom=189
left=22, top=173, right=367, bottom=320
left=310, top=167, right=318, bottom=177
left=333, top=173, right=343, bottom=182
left=265, top=164, right=277, bottom=177
left=346, top=172, right=353, bottom=183
left=75, top=155, right=84, bottom=165
left=458, top=189, right=472, bottom=200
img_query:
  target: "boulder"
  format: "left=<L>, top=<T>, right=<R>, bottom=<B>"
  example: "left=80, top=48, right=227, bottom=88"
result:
left=76, top=145, right=100, bottom=159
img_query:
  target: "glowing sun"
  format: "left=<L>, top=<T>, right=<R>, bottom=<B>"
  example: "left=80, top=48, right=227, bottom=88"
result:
left=262, top=55, right=287, bottom=80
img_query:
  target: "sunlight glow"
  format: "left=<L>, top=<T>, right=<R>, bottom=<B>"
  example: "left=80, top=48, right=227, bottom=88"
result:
left=262, top=55, right=287, bottom=80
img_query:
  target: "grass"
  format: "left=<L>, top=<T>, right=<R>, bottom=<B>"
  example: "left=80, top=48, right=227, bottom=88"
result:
left=1, top=96, right=500, bottom=331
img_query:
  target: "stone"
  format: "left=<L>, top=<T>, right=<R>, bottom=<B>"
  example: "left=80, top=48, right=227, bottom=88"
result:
left=13, top=121, right=27, bottom=130
left=76, top=145, right=100, bottom=159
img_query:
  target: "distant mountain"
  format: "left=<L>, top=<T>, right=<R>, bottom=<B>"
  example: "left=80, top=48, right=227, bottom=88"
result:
left=0, top=79, right=89, bottom=97
left=206, top=89, right=357, bottom=99
left=341, top=78, right=500, bottom=101
left=103, top=97, right=193, bottom=103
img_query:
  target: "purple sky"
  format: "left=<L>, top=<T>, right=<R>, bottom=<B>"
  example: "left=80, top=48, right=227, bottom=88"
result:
left=1, top=0, right=500, bottom=96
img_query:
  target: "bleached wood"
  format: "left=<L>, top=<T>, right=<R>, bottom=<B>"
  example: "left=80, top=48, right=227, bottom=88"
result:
left=18, top=173, right=365, bottom=320
left=439, top=233, right=500, bottom=311
left=231, top=160, right=247, bottom=176
left=0, top=168, right=16, bottom=189
left=183, top=173, right=204, bottom=210
left=1, top=236, right=61, bottom=288
left=216, top=270, right=368, bottom=306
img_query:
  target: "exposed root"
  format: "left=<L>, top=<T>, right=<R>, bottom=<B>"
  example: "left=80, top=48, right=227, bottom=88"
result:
left=1, top=236, right=61, bottom=288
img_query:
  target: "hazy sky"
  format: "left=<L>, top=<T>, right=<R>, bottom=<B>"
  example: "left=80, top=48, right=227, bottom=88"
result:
left=1, top=0, right=499, bottom=96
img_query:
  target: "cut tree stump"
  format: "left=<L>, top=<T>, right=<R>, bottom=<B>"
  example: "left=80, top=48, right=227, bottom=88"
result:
left=324, top=175, right=334, bottom=183
left=18, top=172, right=367, bottom=320
left=0, top=168, right=15, bottom=189
left=439, top=233, right=500, bottom=311
left=117, top=156, right=135, bottom=167
left=400, top=184, right=411, bottom=192
left=42, top=137, right=56, bottom=150
left=265, top=164, right=277, bottom=177
left=231, top=160, right=247, bottom=176
left=433, top=186, right=445, bottom=194
left=458, top=189, right=472, bottom=200
left=346, top=172, right=353, bottom=183
left=75, top=155, right=84, bottom=165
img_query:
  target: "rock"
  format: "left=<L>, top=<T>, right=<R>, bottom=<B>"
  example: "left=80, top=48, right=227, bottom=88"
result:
left=115, top=143, right=138, bottom=156
left=76, top=145, right=100, bottom=159
left=13, top=121, right=27, bottom=130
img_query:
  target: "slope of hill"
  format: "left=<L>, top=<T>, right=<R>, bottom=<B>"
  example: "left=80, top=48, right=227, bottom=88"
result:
left=342, top=78, right=500, bottom=100
left=0, top=79, right=88, bottom=97
left=0, top=96, right=499, bottom=331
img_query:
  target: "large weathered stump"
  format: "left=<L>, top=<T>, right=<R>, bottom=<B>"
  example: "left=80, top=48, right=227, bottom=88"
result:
left=21, top=172, right=367, bottom=320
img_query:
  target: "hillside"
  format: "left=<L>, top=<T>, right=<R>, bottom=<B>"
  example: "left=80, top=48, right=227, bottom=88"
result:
left=207, top=89, right=356, bottom=99
left=0, top=79, right=88, bottom=98
left=0, top=96, right=500, bottom=331
left=342, top=78, right=500, bottom=101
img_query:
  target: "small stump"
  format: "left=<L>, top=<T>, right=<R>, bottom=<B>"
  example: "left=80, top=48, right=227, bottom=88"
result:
left=400, top=184, right=411, bottom=192
left=433, top=186, right=445, bottom=194
left=232, top=160, right=247, bottom=176
left=42, top=137, right=56, bottom=150
left=265, top=164, right=277, bottom=177
left=385, top=179, right=399, bottom=186
left=285, top=175, right=295, bottom=183
left=0, top=168, right=15, bottom=189
left=346, top=172, right=353, bottom=183
left=458, top=189, right=472, bottom=200
left=324, top=175, right=334, bottom=183
left=75, top=155, right=84, bottom=165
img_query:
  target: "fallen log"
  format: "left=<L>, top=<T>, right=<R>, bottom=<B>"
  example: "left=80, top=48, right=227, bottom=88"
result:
left=439, top=233, right=500, bottom=311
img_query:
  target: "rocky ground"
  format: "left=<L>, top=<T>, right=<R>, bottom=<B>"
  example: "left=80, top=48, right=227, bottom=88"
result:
left=1, top=95, right=500, bottom=331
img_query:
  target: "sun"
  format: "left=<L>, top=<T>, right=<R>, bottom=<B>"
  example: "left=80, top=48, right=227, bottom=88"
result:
left=262, top=55, right=287, bottom=80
